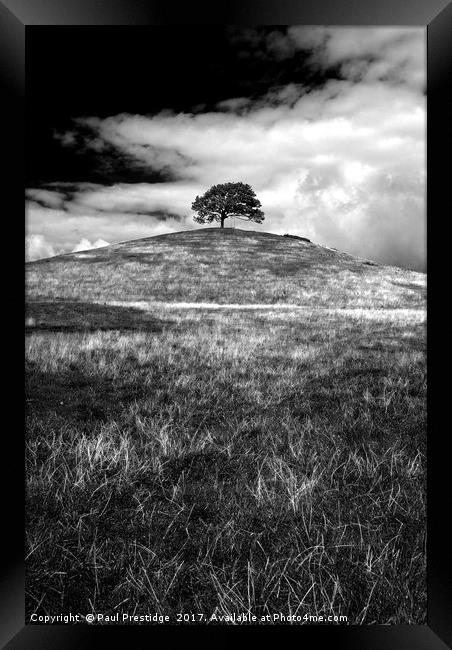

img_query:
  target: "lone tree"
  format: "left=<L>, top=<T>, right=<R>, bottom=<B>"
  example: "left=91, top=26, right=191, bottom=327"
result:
left=192, top=182, right=265, bottom=229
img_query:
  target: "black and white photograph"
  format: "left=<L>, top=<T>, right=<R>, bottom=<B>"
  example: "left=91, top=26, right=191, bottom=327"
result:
left=25, top=24, right=427, bottom=626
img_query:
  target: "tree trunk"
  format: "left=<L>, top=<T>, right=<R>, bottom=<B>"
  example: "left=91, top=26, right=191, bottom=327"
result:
left=220, top=215, right=225, bottom=228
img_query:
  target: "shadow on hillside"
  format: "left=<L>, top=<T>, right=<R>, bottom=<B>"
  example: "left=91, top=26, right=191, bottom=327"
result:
left=109, top=251, right=169, bottom=267
left=49, top=251, right=170, bottom=268
left=26, top=361, right=154, bottom=424
left=25, top=300, right=173, bottom=333
left=391, top=281, right=426, bottom=295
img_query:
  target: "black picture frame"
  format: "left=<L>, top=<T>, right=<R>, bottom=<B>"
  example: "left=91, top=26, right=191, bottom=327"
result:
left=3, top=0, right=450, bottom=647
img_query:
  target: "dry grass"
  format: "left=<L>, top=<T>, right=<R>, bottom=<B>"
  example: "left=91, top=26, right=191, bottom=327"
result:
left=25, top=229, right=426, bottom=624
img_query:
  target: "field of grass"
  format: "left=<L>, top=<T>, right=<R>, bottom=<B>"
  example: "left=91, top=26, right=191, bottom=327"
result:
left=25, top=229, right=426, bottom=624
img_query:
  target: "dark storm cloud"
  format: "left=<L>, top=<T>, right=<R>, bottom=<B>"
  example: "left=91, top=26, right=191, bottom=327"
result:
left=227, top=27, right=424, bottom=92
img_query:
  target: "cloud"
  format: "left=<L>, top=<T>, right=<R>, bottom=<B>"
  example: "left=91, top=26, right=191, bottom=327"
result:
left=72, top=238, right=110, bottom=252
left=292, top=161, right=426, bottom=269
left=73, top=78, right=423, bottom=186
left=26, top=188, right=68, bottom=209
left=25, top=234, right=56, bottom=261
left=289, top=27, right=426, bottom=91
left=69, top=182, right=194, bottom=217
left=232, top=27, right=425, bottom=92
left=25, top=202, right=186, bottom=257
left=27, top=28, right=426, bottom=270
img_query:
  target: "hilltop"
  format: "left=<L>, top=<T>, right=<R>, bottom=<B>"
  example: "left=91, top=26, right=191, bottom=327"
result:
left=27, top=228, right=425, bottom=310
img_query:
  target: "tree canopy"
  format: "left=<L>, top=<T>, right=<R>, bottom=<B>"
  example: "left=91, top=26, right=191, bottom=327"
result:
left=192, top=182, right=265, bottom=228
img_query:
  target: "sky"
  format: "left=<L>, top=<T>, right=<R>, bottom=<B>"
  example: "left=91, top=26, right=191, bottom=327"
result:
left=26, top=27, right=426, bottom=270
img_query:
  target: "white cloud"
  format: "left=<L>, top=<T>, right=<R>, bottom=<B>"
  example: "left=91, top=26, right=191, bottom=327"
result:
left=25, top=234, right=56, bottom=261
left=25, top=202, right=186, bottom=255
left=71, top=182, right=196, bottom=216
left=26, top=188, right=67, bottom=209
left=72, top=238, right=110, bottom=252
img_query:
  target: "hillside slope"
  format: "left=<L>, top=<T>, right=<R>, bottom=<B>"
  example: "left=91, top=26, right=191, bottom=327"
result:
left=25, top=227, right=426, bottom=623
left=26, top=228, right=425, bottom=310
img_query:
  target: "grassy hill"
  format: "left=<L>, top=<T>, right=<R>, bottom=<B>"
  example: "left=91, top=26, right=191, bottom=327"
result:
left=27, top=228, right=425, bottom=309
left=25, top=228, right=426, bottom=624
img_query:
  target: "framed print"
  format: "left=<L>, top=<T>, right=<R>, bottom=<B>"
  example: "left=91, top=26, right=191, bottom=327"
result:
left=2, top=0, right=451, bottom=647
